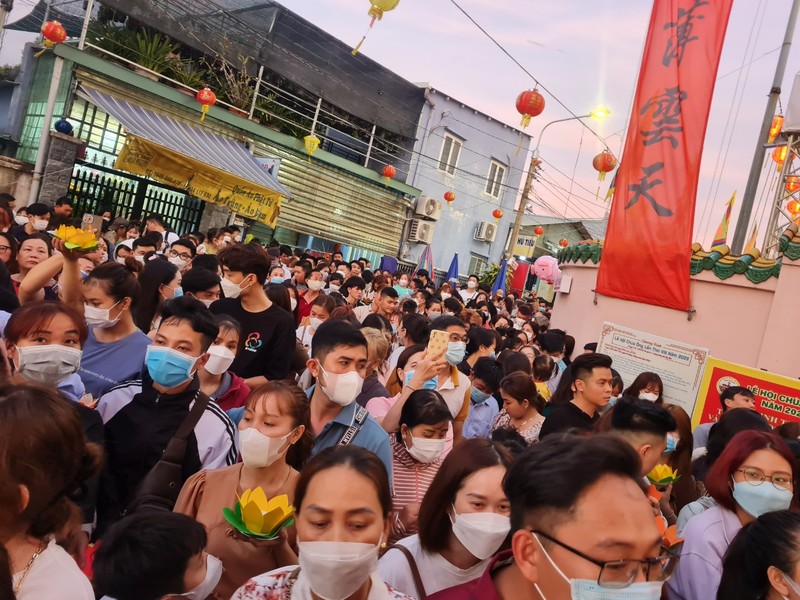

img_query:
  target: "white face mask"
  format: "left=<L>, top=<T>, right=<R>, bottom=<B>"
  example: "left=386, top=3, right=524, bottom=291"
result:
left=290, top=297, right=298, bottom=311
left=168, top=256, right=188, bottom=270
left=204, top=344, right=235, bottom=375
left=310, top=316, right=323, bottom=330
left=14, top=344, right=82, bottom=386
left=405, top=434, right=446, bottom=464
left=32, top=218, right=49, bottom=231
left=14, top=215, right=28, bottom=225
left=298, top=540, right=380, bottom=600
left=450, top=509, right=510, bottom=560
left=198, top=298, right=215, bottom=308
left=639, top=391, right=659, bottom=402
left=467, top=281, right=477, bottom=289
left=176, top=553, right=223, bottom=600
left=399, top=279, right=409, bottom=288
left=239, top=426, right=295, bottom=468
left=782, top=572, right=800, bottom=600
left=427, top=310, right=442, bottom=320
left=134, top=255, right=145, bottom=265
left=329, top=283, right=341, bottom=292
left=220, top=275, right=249, bottom=299
left=116, top=256, right=128, bottom=265
left=513, top=317, right=526, bottom=329
left=440, top=292, right=451, bottom=300
left=84, top=300, right=122, bottom=329
left=307, top=280, right=325, bottom=292
left=532, top=533, right=664, bottom=600
left=318, top=364, right=364, bottom=406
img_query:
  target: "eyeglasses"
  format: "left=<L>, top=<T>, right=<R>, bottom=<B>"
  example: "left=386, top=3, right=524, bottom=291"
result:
left=735, top=467, right=794, bottom=491
left=532, top=531, right=679, bottom=589
left=0, top=245, right=10, bottom=252
left=169, top=249, right=192, bottom=261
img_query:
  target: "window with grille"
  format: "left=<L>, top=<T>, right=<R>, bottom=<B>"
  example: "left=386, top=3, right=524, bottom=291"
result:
left=485, top=160, right=506, bottom=198
left=69, top=98, right=127, bottom=162
left=468, top=253, right=488, bottom=276
left=438, top=134, right=462, bottom=175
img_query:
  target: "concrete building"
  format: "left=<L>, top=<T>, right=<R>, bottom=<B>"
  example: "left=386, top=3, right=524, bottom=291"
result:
left=404, top=86, right=532, bottom=278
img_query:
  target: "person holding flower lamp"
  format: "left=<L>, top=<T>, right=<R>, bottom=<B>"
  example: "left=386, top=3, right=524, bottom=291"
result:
left=175, top=381, right=311, bottom=598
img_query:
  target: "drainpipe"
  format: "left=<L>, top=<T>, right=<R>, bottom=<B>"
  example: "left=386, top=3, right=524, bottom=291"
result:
left=409, top=88, right=436, bottom=188
left=28, top=56, right=63, bottom=205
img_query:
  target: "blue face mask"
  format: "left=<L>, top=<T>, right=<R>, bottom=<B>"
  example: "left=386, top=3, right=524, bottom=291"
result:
left=445, top=341, right=467, bottom=366
left=470, top=386, right=492, bottom=404
left=664, top=434, right=678, bottom=454
left=270, top=276, right=285, bottom=284
left=557, top=359, right=567, bottom=372
left=172, top=286, right=183, bottom=298
left=145, top=346, right=199, bottom=388
left=489, top=350, right=497, bottom=360
left=732, top=480, right=793, bottom=518
left=405, top=370, right=438, bottom=390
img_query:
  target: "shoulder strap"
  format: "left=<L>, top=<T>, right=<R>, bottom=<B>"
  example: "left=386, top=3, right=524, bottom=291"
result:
left=387, top=545, right=427, bottom=600
left=337, top=405, right=369, bottom=447
left=161, top=391, right=210, bottom=463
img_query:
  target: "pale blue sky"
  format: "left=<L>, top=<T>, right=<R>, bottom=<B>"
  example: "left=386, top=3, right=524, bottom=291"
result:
left=2, top=0, right=799, bottom=246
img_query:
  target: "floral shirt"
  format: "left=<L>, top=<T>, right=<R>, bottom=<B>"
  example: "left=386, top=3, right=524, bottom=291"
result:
left=232, top=567, right=413, bottom=600
left=492, top=410, right=544, bottom=445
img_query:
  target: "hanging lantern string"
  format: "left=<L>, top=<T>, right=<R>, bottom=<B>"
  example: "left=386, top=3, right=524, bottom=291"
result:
left=448, top=0, right=611, bottom=152
left=352, top=6, right=386, bottom=56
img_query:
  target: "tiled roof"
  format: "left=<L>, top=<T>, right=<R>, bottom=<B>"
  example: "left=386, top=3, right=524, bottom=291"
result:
left=689, top=244, right=780, bottom=284
left=555, top=227, right=800, bottom=285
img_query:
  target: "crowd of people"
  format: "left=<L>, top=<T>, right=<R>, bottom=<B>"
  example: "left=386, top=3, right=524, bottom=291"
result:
left=1, top=194, right=800, bottom=600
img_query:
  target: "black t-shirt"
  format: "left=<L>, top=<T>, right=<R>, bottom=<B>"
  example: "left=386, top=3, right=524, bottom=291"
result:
left=539, top=401, right=598, bottom=439
left=210, top=299, right=296, bottom=381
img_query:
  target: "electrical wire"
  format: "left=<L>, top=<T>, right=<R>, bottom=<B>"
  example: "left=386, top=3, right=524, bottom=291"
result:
left=698, top=0, right=765, bottom=242
left=447, top=0, right=611, bottom=152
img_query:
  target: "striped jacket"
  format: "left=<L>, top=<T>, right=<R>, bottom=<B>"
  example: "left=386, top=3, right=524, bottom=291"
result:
left=95, top=376, right=237, bottom=533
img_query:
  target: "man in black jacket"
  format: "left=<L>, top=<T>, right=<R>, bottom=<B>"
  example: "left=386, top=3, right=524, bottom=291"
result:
left=95, top=297, right=237, bottom=533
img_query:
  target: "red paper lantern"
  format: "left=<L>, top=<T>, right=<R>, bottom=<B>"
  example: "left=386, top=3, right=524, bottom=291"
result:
left=444, top=191, right=456, bottom=204
left=592, top=150, right=617, bottom=181
left=42, top=20, right=67, bottom=44
left=787, top=177, right=800, bottom=194
left=788, top=199, right=800, bottom=214
left=35, top=21, right=67, bottom=58
left=382, top=165, right=397, bottom=182
left=492, top=209, right=504, bottom=220
left=534, top=225, right=544, bottom=236
left=196, top=87, right=216, bottom=122
left=516, top=89, right=545, bottom=128
left=769, top=115, right=784, bottom=144
left=559, top=238, right=569, bottom=247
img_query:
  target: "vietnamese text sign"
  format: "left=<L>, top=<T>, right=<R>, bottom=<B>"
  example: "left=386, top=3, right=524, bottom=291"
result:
left=597, top=322, right=709, bottom=415
left=513, top=235, right=537, bottom=258
left=693, top=357, right=800, bottom=428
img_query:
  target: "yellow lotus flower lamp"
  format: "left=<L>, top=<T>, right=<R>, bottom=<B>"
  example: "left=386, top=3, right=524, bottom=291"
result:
left=52, top=225, right=98, bottom=251
left=647, top=464, right=680, bottom=487
left=223, top=487, right=294, bottom=539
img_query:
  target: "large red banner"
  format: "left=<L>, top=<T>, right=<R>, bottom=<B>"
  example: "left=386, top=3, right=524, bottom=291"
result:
left=596, top=0, right=733, bottom=310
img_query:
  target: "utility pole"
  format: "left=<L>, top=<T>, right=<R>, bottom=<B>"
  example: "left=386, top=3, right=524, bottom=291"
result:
left=731, top=0, right=800, bottom=253
left=506, top=156, right=538, bottom=259
left=0, top=0, right=13, bottom=55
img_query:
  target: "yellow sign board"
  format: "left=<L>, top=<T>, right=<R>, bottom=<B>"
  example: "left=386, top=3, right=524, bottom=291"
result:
left=116, top=135, right=283, bottom=227
left=513, top=234, right=538, bottom=258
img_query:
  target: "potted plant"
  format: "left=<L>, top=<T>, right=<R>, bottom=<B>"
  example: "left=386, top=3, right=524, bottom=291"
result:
left=86, top=22, right=137, bottom=63
left=129, top=29, right=177, bottom=80
left=169, top=59, right=208, bottom=95
left=205, top=52, right=255, bottom=116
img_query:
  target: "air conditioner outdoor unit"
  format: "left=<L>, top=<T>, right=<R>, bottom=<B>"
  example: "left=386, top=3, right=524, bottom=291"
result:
left=414, top=196, right=442, bottom=221
left=408, top=219, right=435, bottom=243
left=474, top=221, right=497, bottom=242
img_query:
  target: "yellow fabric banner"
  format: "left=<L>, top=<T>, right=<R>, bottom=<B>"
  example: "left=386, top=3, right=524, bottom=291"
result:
left=115, top=135, right=283, bottom=227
